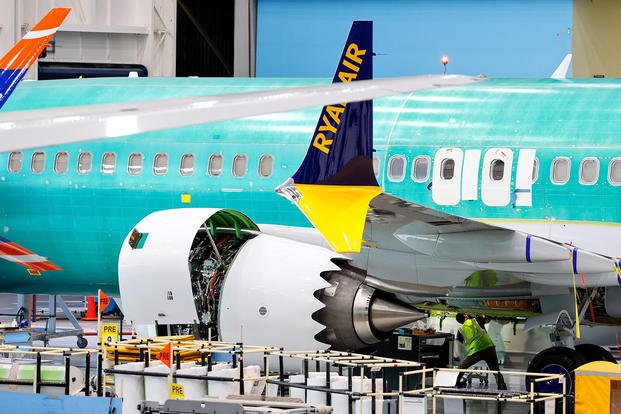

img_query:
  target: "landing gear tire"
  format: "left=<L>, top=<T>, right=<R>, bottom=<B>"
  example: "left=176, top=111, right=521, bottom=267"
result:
left=575, top=343, right=617, bottom=364
left=527, top=346, right=586, bottom=414
left=15, top=307, right=26, bottom=325
left=77, top=335, right=88, bottom=349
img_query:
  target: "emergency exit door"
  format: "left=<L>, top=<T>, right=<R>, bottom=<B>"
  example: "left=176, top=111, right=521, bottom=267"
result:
left=481, top=148, right=513, bottom=206
left=432, top=148, right=463, bottom=206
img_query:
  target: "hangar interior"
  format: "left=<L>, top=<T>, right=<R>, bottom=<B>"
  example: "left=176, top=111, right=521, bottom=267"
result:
left=0, top=0, right=620, bottom=413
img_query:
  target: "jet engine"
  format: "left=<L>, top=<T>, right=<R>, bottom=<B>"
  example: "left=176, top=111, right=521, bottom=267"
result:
left=118, top=208, right=425, bottom=351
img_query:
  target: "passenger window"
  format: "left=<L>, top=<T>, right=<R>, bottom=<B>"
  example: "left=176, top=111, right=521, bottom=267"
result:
left=208, top=154, right=223, bottom=177
left=440, top=158, right=455, bottom=180
left=258, top=154, right=274, bottom=178
left=532, top=157, right=539, bottom=183
left=232, top=154, right=248, bottom=177
left=412, top=155, right=430, bottom=182
left=551, top=157, right=570, bottom=184
left=388, top=155, right=406, bottom=181
left=180, top=154, right=195, bottom=176
left=78, top=152, right=92, bottom=174
left=490, top=159, right=504, bottom=181
left=8, top=152, right=22, bottom=173
left=373, top=156, right=380, bottom=178
left=101, top=152, right=116, bottom=175
left=579, top=157, right=599, bottom=185
left=54, top=152, right=69, bottom=174
left=31, top=152, right=45, bottom=173
left=128, top=153, right=143, bottom=175
left=609, top=158, right=621, bottom=185
left=153, top=153, right=168, bottom=176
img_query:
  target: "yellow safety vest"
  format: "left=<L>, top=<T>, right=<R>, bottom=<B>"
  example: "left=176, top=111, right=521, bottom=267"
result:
left=460, top=319, right=495, bottom=356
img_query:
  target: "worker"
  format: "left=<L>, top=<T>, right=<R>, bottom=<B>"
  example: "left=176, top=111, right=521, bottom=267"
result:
left=455, top=313, right=507, bottom=390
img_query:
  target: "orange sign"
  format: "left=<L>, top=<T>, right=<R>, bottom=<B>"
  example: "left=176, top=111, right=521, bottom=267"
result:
left=99, top=290, right=110, bottom=313
left=157, top=342, right=173, bottom=368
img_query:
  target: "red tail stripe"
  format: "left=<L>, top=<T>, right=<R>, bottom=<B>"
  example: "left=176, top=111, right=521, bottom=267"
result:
left=27, top=262, right=62, bottom=271
left=31, top=8, right=71, bottom=31
left=0, top=241, right=35, bottom=256
left=0, top=8, right=70, bottom=70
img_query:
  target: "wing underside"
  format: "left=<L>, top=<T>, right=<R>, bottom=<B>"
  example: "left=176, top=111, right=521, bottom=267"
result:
left=365, top=193, right=621, bottom=288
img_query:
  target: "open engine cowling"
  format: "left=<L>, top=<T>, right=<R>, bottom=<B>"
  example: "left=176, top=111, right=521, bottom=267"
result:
left=119, top=208, right=425, bottom=351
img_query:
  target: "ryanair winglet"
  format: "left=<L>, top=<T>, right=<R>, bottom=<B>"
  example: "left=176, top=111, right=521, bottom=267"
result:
left=276, top=21, right=382, bottom=253
left=0, top=8, right=71, bottom=110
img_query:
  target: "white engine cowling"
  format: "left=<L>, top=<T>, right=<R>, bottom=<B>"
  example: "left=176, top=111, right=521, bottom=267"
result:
left=119, top=208, right=425, bottom=352
left=218, top=233, right=337, bottom=350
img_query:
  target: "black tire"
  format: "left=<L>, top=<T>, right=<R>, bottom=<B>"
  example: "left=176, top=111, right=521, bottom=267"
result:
left=526, top=346, right=586, bottom=414
left=575, top=343, right=617, bottom=364
left=77, top=336, right=88, bottom=349
left=15, top=307, right=26, bottom=325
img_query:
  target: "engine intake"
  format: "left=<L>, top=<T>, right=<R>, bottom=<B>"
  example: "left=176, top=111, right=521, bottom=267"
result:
left=119, top=208, right=426, bottom=352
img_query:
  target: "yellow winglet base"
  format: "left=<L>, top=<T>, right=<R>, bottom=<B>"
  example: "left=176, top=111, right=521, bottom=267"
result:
left=294, top=184, right=382, bottom=253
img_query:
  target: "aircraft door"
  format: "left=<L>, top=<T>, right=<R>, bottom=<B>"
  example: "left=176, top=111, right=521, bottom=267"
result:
left=481, top=148, right=513, bottom=206
left=514, top=149, right=536, bottom=207
left=432, top=148, right=463, bottom=206
left=461, top=149, right=481, bottom=201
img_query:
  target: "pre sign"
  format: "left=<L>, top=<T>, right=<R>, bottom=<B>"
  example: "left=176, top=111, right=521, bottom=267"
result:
left=170, top=383, right=184, bottom=400
left=101, top=323, right=118, bottom=350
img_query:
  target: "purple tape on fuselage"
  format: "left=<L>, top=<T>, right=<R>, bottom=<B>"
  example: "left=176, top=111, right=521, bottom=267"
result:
left=525, top=235, right=532, bottom=263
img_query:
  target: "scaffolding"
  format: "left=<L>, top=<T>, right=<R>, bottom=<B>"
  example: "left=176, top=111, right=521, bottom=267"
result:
left=98, top=336, right=567, bottom=413
left=0, top=344, right=101, bottom=396
left=400, top=366, right=566, bottom=414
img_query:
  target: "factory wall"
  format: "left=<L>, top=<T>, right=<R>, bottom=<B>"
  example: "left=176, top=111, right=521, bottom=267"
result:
left=256, top=0, right=572, bottom=78
left=573, top=0, right=621, bottom=78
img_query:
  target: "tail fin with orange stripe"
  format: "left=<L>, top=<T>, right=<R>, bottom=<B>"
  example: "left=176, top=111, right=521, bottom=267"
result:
left=0, top=8, right=70, bottom=109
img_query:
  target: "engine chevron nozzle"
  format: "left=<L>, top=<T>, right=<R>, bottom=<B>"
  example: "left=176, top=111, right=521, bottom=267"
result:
left=313, top=261, right=427, bottom=350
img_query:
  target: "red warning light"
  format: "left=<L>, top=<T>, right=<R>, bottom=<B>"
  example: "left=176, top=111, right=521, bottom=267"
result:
left=441, top=55, right=449, bottom=75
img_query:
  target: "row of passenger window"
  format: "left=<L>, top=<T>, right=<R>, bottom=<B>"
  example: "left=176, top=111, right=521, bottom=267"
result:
left=383, top=154, right=621, bottom=185
left=10, top=149, right=620, bottom=186
left=6, top=151, right=275, bottom=178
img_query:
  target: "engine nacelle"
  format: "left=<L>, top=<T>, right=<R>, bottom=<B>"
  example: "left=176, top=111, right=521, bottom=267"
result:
left=119, top=208, right=425, bottom=352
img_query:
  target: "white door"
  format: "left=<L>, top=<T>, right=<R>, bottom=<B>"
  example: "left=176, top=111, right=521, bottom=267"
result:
left=461, top=149, right=481, bottom=201
left=481, top=148, right=513, bottom=206
left=432, top=148, right=463, bottom=206
left=514, top=149, right=536, bottom=207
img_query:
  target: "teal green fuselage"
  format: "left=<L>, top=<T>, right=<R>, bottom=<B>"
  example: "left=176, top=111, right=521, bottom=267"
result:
left=0, top=77, right=619, bottom=294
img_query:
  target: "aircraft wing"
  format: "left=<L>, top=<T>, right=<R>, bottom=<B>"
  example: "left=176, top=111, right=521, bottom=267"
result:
left=0, top=75, right=482, bottom=152
left=273, top=69, right=621, bottom=289
left=364, top=193, right=621, bottom=288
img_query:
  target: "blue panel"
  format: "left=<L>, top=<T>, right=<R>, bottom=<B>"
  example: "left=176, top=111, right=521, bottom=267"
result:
left=257, top=0, right=572, bottom=77
left=0, top=392, right=123, bottom=413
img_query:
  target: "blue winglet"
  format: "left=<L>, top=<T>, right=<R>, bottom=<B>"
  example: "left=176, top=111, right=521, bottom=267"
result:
left=292, top=20, right=377, bottom=187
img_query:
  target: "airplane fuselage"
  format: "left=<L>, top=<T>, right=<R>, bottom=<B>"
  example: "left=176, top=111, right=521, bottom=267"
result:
left=1, top=76, right=620, bottom=294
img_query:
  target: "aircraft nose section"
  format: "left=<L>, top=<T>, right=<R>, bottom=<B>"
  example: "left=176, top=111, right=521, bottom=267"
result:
left=369, top=294, right=427, bottom=333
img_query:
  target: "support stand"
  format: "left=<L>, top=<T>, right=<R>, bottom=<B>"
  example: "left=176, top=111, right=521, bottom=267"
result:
left=30, top=295, right=87, bottom=348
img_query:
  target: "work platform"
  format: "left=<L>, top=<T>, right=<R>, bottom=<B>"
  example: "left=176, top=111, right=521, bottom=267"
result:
left=0, top=335, right=567, bottom=414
